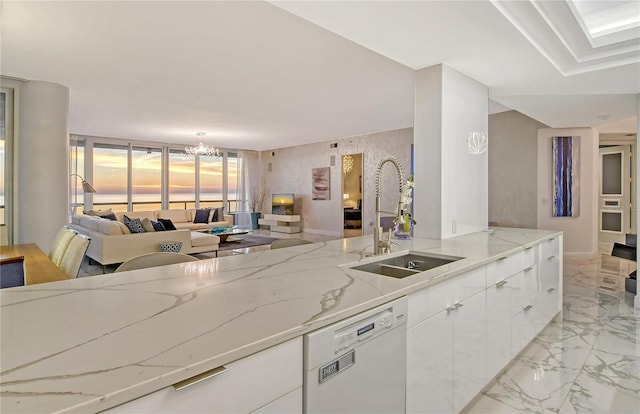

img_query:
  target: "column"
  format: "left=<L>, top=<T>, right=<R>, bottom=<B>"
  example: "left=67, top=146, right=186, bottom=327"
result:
left=17, top=80, right=70, bottom=250
left=413, top=64, right=488, bottom=239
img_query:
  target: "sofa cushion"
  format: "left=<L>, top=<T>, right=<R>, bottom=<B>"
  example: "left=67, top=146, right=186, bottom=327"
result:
left=115, top=221, right=131, bottom=234
left=193, top=208, right=210, bottom=224
left=190, top=231, right=220, bottom=247
left=124, top=215, right=146, bottom=233
left=157, top=209, right=190, bottom=223
left=97, top=219, right=124, bottom=235
left=157, top=218, right=177, bottom=231
left=79, top=215, right=99, bottom=231
left=141, top=218, right=156, bottom=232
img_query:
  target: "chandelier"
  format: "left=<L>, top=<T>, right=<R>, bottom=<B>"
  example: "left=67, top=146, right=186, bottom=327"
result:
left=185, top=132, right=222, bottom=157
left=343, top=154, right=354, bottom=174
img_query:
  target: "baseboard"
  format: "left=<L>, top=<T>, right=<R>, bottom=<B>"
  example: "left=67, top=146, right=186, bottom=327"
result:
left=564, top=251, right=598, bottom=259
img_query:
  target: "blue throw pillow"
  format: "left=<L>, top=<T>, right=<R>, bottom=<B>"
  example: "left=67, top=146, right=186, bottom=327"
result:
left=151, top=220, right=166, bottom=231
left=157, top=218, right=177, bottom=231
left=100, top=212, right=118, bottom=221
left=123, top=215, right=146, bottom=233
left=193, top=208, right=210, bottom=224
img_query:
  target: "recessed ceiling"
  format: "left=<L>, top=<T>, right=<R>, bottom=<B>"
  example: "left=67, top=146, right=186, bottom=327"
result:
left=1, top=1, right=638, bottom=151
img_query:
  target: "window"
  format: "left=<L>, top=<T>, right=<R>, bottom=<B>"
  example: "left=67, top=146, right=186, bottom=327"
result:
left=199, top=154, right=223, bottom=209
left=169, top=149, right=195, bottom=209
left=69, top=138, right=86, bottom=215
left=0, top=90, right=7, bottom=227
left=132, top=146, right=162, bottom=211
left=228, top=152, right=241, bottom=212
left=93, top=143, right=128, bottom=212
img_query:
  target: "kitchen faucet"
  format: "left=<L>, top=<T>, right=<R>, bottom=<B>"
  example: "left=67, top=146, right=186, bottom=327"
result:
left=374, top=156, right=405, bottom=255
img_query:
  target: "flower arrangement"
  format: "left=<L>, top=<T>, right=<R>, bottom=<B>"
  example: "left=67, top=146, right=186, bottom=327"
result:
left=398, top=175, right=416, bottom=234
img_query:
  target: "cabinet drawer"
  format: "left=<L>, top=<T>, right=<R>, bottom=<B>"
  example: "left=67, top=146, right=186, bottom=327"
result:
left=539, top=237, right=560, bottom=260
left=105, top=337, right=302, bottom=413
left=408, top=266, right=485, bottom=328
left=487, top=251, right=525, bottom=286
left=522, top=245, right=536, bottom=268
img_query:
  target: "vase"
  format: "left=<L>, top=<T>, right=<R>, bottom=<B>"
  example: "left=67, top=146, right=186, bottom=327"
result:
left=402, top=213, right=412, bottom=233
left=394, top=219, right=412, bottom=240
left=250, top=212, right=261, bottom=230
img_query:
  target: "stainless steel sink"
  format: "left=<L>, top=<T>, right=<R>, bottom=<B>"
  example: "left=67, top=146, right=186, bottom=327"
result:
left=350, top=252, right=464, bottom=279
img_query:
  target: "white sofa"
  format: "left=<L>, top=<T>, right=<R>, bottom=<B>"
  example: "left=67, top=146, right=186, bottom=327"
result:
left=70, top=209, right=231, bottom=266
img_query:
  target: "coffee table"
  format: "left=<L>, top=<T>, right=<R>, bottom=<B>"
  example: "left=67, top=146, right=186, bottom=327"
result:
left=199, top=227, right=250, bottom=243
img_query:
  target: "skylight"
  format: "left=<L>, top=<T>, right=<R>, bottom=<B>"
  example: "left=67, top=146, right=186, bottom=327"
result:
left=569, top=0, right=640, bottom=38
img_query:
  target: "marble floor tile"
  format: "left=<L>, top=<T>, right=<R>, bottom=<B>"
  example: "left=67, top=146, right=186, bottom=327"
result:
left=558, top=374, right=640, bottom=414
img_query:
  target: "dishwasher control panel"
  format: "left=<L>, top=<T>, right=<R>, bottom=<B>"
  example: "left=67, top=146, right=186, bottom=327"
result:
left=333, top=301, right=406, bottom=354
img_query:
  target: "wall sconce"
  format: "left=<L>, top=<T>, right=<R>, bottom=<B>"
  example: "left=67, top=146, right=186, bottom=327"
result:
left=467, top=132, right=488, bottom=155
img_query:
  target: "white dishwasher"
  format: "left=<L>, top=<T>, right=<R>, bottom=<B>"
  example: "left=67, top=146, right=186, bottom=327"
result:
left=303, top=296, right=408, bottom=413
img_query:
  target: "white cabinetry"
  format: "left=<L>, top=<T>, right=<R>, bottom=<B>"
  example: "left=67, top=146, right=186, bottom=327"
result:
left=407, top=235, right=562, bottom=414
left=407, top=266, right=486, bottom=413
left=104, top=338, right=302, bottom=414
left=258, top=214, right=301, bottom=233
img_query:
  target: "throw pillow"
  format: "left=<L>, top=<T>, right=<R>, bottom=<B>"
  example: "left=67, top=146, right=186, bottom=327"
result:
left=151, top=220, right=166, bottom=231
left=193, top=208, right=210, bottom=224
left=211, top=206, right=225, bottom=222
left=100, top=212, right=118, bottom=221
left=157, top=218, right=177, bottom=231
left=123, top=215, right=146, bottom=233
left=141, top=218, right=156, bottom=232
left=84, top=208, right=113, bottom=216
left=216, top=207, right=225, bottom=222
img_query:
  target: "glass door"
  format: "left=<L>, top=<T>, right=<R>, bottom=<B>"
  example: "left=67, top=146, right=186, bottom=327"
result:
left=599, top=145, right=631, bottom=244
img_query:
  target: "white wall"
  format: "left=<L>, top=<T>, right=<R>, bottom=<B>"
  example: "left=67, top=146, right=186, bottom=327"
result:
left=261, top=128, right=413, bottom=237
left=537, top=127, right=599, bottom=255
left=414, top=64, right=488, bottom=239
left=17, top=80, right=70, bottom=250
left=489, top=110, right=548, bottom=228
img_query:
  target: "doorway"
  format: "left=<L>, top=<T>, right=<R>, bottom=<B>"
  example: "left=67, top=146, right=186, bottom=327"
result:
left=599, top=142, right=636, bottom=244
left=342, top=153, right=363, bottom=238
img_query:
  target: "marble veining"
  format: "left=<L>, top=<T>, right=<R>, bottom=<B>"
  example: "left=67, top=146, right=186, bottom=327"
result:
left=1, top=228, right=559, bottom=413
left=467, top=252, right=639, bottom=414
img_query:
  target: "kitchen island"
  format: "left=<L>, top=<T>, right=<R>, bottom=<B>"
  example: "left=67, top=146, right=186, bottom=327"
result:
left=0, top=228, right=562, bottom=413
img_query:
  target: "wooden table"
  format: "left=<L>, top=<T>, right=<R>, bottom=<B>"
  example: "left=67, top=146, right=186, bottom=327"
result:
left=1, top=244, right=69, bottom=285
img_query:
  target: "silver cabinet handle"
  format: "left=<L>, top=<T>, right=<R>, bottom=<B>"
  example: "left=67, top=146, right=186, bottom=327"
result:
left=497, top=256, right=508, bottom=261
left=496, top=280, right=508, bottom=287
left=547, top=287, right=555, bottom=293
left=524, top=246, right=533, bottom=251
left=523, top=304, right=533, bottom=312
left=524, top=266, right=534, bottom=272
left=547, top=255, right=556, bottom=260
left=173, top=365, right=228, bottom=391
left=446, top=302, right=463, bottom=312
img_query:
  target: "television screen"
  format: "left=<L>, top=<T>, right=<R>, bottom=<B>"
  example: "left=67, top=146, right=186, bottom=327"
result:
left=272, top=193, right=294, bottom=215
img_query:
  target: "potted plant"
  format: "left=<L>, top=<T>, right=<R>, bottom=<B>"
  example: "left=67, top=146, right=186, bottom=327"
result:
left=249, top=186, right=268, bottom=229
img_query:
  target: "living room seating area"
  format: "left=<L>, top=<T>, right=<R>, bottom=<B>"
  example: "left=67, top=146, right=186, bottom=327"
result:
left=69, top=208, right=232, bottom=267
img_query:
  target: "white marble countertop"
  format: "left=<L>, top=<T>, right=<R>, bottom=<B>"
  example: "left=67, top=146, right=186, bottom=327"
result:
left=0, top=227, right=561, bottom=413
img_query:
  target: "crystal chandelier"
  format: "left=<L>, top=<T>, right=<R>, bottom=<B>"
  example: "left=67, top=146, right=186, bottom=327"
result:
left=185, top=132, right=221, bottom=157
left=343, top=154, right=354, bottom=174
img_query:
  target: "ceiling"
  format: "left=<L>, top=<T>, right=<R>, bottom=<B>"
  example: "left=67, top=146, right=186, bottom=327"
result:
left=1, top=1, right=638, bottom=151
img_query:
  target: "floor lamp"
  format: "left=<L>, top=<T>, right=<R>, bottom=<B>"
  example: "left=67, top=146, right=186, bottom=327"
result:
left=70, top=173, right=96, bottom=215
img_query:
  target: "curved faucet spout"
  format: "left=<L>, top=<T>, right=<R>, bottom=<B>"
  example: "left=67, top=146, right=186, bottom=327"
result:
left=374, top=156, right=405, bottom=255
